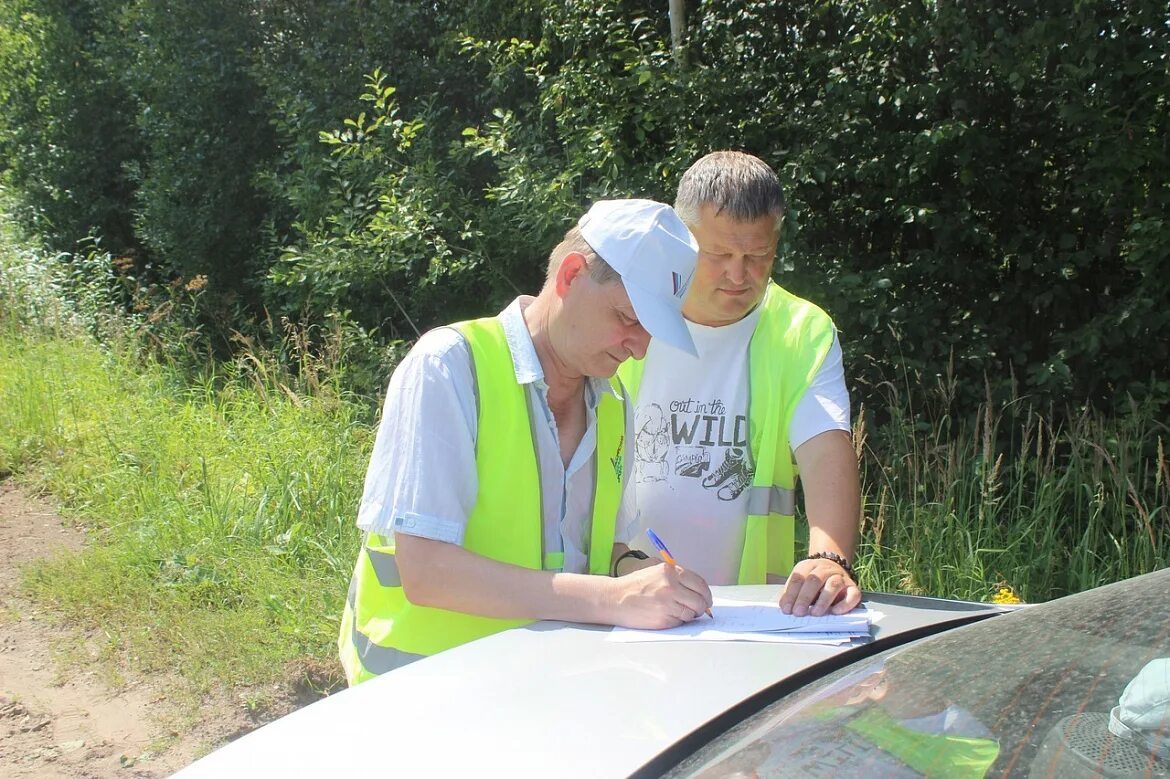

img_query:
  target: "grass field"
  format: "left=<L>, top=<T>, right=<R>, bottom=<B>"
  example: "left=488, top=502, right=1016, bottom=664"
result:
left=0, top=332, right=367, bottom=695
left=1, top=218, right=1167, bottom=698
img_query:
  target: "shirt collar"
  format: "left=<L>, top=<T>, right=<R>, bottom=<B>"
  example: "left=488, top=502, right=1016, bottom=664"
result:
left=499, top=297, right=618, bottom=403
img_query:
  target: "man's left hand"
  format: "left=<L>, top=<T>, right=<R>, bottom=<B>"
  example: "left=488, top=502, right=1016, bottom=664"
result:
left=778, top=557, right=861, bottom=617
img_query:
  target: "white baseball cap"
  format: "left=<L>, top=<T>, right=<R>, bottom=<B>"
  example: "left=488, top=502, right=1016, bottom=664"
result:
left=578, top=199, right=699, bottom=357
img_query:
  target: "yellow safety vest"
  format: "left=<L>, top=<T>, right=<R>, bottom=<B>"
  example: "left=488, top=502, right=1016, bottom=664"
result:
left=618, top=281, right=836, bottom=583
left=847, top=707, right=1000, bottom=777
left=339, top=316, right=625, bottom=686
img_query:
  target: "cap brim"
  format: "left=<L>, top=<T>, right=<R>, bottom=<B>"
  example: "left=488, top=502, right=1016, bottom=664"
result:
left=625, top=281, right=698, bottom=357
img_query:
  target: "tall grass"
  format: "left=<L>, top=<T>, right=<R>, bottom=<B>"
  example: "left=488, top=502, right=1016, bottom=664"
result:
left=0, top=212, right=371, bottom=696
left=854, top=379, right=1169, bottom=602
left=0, top=334, right=370, bottom=692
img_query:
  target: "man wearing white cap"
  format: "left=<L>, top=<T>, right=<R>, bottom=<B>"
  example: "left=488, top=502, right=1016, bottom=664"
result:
left=338, top=199, right=713, bottom=686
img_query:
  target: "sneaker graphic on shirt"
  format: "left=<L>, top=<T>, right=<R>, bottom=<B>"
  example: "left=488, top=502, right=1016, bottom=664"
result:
left=716, top=465, right=753, bottom=501
left=703, top=447, right=746, bottom=488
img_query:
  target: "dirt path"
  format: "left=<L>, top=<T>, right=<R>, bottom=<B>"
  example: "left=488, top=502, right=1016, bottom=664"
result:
left=0, top=480, right=256, bottom=778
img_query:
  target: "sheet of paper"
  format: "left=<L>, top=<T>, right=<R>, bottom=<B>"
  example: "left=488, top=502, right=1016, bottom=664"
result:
left=697, top=598, right=871, bottom=631
left=606, top=600, right=879, bottom=643
left=606, top=629, right=857, bottom=645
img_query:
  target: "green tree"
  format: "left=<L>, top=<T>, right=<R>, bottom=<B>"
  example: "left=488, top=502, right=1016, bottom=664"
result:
left=0, top=0, right=141, bottom=254
left=124, top=0, right=277, bottom=303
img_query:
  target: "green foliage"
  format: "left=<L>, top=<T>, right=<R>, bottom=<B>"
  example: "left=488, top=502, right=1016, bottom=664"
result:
left=772, top=0, right=1170, bottom=412
left=0, top=0, right=141, bottom=254
left=0, top=0, right=1167, bottom=412
left=461, top=2, right=690, bottom=262
left=248, top=0, right=453, bottom=248
left=247, top=2, right=549, bottom=355
left=462, top=0, right=1170, bottom=415
left=854, top=384, right=1170, bottom=602
left=0, top=193, right=136, bottom=343
left=124, top=0, right=277, bottom=305
left=0, top=332, right=368, bottom=692
left=269, top=69, right=498, bottom=343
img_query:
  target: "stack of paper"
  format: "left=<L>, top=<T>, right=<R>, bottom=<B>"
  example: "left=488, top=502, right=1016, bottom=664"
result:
left=607, top=598, right=879, bottom=645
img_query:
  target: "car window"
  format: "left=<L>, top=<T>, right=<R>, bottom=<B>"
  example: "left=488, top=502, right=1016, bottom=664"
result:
left=668, top=570, right=1170, bottom=778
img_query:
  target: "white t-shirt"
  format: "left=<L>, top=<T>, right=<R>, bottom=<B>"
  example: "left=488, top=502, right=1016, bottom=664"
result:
left=356, top=297, right=635, bottom=574
left=619, top=298, right=850, bottom=584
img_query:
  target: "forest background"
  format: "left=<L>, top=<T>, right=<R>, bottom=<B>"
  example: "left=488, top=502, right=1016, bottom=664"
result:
left=0, top=0, right=1167, bottom=710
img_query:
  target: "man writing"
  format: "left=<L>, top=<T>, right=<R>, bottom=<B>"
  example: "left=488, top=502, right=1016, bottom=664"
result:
left=339, top=199, right=714, bottom=686
left=616, top=152, right=862, bottom=617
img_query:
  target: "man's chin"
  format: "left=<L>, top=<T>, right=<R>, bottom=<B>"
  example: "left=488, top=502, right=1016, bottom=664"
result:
left=715, top=299, right=755, bottom=321
left=588, top=355, right=622, bottom=379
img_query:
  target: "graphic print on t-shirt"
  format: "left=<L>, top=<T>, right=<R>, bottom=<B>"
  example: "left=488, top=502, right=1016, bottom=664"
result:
left=635, top=397, right=754, bottom=501
left=635, top=403, right=671, bottom=483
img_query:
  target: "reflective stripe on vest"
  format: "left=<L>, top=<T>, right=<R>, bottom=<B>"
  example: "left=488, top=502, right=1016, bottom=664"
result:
left=342, top=575, right=422, bottom=679
left=746, top=484, right=796, bottom=518
left=338, top=316, right=625, bottom=686
left=365, top=545, right=401, bottom=587
left=618, top=281, right=835, bottom=584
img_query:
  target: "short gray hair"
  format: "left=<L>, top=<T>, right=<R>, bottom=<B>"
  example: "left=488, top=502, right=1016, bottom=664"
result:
left=674, top=151, right=785, bottom=232
left=546, top=225, right=621, bottom=286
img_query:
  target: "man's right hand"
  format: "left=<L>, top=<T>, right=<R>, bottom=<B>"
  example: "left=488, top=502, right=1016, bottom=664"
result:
left=608, top=563, right=713, bottom=629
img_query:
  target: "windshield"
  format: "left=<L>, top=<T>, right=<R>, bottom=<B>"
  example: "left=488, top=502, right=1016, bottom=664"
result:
left=669, top=569, right=1170, bottom=778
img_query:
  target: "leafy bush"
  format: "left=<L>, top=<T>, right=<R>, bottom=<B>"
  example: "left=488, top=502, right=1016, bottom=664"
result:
left=0, top=0, right=141, bottom=254
left=1, top=0, right=1167, bottom=416
left=463, top=0, right=1170, bottom=415
left=124, top=1, right=277, bottom=304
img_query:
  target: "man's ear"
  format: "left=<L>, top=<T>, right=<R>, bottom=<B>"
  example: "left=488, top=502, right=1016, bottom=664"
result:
left=554, top=251, right=589, bottom=298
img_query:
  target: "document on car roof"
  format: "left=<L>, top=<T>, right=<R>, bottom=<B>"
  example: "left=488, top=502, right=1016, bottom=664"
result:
left=606, top=599, right=879, bottom=644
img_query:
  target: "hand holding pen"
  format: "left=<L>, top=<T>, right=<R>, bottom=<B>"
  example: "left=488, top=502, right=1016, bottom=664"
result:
left=646, top=529, right=714, bottom=618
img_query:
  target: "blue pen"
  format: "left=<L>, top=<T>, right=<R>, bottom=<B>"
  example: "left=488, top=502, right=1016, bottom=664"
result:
left=646, top=528, right=713, bottom=617
left=645, top=528, right=678, bottom=566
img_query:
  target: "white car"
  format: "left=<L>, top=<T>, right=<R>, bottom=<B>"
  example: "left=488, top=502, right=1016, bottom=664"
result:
left=172, top=571, right=1170, bottom=778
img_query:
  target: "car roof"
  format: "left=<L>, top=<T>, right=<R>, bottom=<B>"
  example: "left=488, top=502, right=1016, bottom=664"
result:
left=172, top=586, right=1002, bottom=778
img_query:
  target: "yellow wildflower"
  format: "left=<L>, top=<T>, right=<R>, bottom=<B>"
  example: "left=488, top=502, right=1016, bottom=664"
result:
left=991, top=586, right=1023, bottom=605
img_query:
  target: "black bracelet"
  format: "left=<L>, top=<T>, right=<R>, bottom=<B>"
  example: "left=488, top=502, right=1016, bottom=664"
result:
left=612, top=548, right=650, bottom=577
left=806, top=551, right=856, bottom=582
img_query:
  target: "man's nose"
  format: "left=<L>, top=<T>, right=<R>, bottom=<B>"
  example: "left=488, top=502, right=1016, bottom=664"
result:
left=627, top=325, right=651, bottom=360
left=724, top=256, right=747, bottom=285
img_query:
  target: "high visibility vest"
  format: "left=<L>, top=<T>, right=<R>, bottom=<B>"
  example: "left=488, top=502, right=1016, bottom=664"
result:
left=846, top=707, right=1000, bottom=777
left=339, top=317, right=625, bottom=686
left=618, top=281, right=836, bottom=583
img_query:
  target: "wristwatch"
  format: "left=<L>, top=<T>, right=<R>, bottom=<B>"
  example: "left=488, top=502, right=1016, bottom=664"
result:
left=611, top=548, right=650, bottom=577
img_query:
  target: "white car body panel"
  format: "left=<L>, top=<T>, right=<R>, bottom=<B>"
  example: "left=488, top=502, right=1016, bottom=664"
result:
left=172, top=585, right=1000, bottom=778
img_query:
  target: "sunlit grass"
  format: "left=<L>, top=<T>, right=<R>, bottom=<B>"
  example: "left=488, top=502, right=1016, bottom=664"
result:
left=851, top=385, right=1169, bottom=603
left=6, top=325, right=1166, bottom=694
left=0, top=332, right=368, bottom=694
